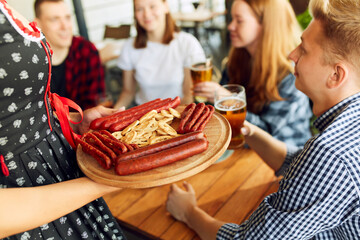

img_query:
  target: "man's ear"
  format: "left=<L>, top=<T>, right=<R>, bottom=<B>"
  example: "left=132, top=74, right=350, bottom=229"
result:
left=327, top=63, right=348, bottom=89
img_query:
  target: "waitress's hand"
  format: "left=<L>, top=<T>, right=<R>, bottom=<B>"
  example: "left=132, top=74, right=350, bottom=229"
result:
left=166, top=182, right=197, bottom=224
left=72, top=105, right=125, bottom=135
left=193, top=82, right=227, bottom=104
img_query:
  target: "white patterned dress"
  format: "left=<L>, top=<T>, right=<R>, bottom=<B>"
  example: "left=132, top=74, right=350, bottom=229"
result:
left=0, top=2, right=125, bottom=239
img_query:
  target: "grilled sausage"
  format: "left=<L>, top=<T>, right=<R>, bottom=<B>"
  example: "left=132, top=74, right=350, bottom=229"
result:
left=115, top=138, right=208, bottom=175
left=115, top=131, right=205, bottom=163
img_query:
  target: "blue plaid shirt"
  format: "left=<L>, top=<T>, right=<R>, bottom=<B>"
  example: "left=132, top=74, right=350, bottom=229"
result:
left=217, top=92, right=360, bottom=239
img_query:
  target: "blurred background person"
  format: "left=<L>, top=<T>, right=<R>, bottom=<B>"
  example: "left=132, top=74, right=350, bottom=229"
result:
left=34, top=0, right=106, bottom=110
left=114, top=0, right=205, bottom=109
left=193, top=0, right=312, bottom=147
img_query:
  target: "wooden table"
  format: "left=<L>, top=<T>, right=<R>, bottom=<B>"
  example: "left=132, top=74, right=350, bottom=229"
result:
left=171, top=9, right=226, bottom=39
left=172, top=10, right=226, bottom=23
left=103, top=147, right=280, bottom=239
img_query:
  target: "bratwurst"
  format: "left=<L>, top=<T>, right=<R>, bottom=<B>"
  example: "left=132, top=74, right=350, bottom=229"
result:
left=115, top=131, right=205, bottom=163
left=115, top=137, right=208, bottom=175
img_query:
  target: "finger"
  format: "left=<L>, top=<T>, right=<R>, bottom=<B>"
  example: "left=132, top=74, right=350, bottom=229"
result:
left=183, top=181, right=195, bottom=194
left=241, top=126, right=250, bottom=136
left=194, top=82, right=206, bottom=88
left=195, top=92, right=212, bottom=99
left=97, top=105, right=114, bottom=113
left=171, top=183, right=181, bottom=192
left=241, top=121, right=252, bottom=136
left=100, top=106, right=125, bottom=116
left=194, top=84, right=209, bottom=92
left=116, top=106, right=126, bottom=111
left=193, top=82, right=211, bottom=91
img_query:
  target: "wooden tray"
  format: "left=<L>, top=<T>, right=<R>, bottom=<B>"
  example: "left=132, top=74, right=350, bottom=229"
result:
left=77, top=106, right=231, bottom=188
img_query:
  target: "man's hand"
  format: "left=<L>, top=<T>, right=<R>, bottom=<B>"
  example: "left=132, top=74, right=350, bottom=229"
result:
left=166, top=182, right=197, bottom=225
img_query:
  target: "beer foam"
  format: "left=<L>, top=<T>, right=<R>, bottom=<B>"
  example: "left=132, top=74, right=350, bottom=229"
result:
left=191, top=62, right=212, bottom=71
left=215, top=96, right=246, bottom=111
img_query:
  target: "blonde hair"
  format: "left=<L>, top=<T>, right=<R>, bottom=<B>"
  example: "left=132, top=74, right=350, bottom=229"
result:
left=134, top=0, right=179, bottom=49
left=228, top=0, right=301, bottom=113
left=309, top=0, right=360, bottom=69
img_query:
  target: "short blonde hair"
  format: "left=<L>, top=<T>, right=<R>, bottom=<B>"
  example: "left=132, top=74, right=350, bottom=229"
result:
left=309, top=0, right=360, bottom=68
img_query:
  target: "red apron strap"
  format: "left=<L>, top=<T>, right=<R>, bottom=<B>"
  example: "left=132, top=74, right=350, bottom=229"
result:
left=50, top=93, right=83, bottom=149
left=1, top=155, right=9, bottom=177
left=40, top=38, right=82, bottom=149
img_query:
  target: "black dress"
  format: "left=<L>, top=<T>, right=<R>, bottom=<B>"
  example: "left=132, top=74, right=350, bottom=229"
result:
left=0, top=2, right=125, bottom=239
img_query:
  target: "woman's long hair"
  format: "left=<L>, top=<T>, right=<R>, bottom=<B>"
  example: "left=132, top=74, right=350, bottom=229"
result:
left=227, top=0, right=301, bottom=113
left=134, top=0, right=180, bottom=48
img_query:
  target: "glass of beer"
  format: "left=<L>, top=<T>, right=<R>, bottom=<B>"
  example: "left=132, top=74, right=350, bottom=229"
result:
left=96, top=92, right=114, bottom=108
left=190, top=56, right=213, bottom=103
left=214, top=84, right=246, bottom=149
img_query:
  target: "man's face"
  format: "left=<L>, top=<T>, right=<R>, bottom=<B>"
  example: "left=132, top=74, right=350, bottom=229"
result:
left=288, top=19, right=334, bottom=103
left=36, top=1, right=73, bottom=49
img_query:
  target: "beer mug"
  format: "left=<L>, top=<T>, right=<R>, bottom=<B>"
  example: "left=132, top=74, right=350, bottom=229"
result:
left=190, top=55, right=213, bottom=103
left=214, top=84, right=247, bottom=149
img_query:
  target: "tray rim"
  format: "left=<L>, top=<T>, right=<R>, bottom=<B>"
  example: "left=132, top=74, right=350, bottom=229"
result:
left=76, top=106, right=231, bottom=188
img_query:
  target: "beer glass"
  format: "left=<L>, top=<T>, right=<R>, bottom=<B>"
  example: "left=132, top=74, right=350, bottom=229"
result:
left=96, top=92, right=114, bottom=108
left=190, top=56, right=213, bottom=103
left=214, top=84, right=246, bottom=149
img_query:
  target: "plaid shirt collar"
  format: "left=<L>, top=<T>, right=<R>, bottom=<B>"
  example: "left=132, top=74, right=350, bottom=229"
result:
left=314, top=92, right=360, bottom=132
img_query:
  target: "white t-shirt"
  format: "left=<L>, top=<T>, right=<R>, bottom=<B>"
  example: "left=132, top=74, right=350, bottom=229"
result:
left=117, top=32, right=205, bottom=105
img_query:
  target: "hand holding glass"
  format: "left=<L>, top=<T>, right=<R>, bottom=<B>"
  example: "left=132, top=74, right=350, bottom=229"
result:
left=191, top=56, right=213, bottom=103
left=214, top=84, right=247, bottom=149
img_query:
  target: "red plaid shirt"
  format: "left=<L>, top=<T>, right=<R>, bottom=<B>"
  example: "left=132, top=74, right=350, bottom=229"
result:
left=64, top=36, right=105, bottom=109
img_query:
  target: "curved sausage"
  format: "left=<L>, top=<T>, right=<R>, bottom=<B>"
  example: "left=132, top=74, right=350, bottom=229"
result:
left=101, top=98, right=172, bottom=129
left=177, top=103, right=196, bottom=134
left=92, top=131, right=127, bottom=154
left=184, top=102, right=206, bottom=132
left=115, top=131, right=205, bottom=163
left=77, top=138, right=112, bottom=169
left=108, top=96, right=181, bottom=132
left=197, top=105, right=215, bottom=131
left=90, top=98, right=162, bottom=130
left=83, top=132, right=117, bottom=161
left=190, top=106, right=210, bottom=132
left=115, top=138, right=208, bottom=175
